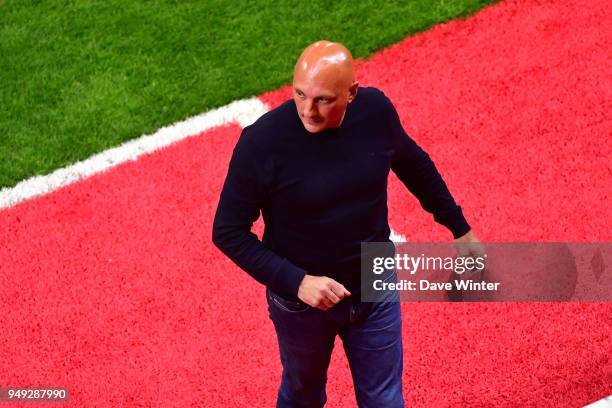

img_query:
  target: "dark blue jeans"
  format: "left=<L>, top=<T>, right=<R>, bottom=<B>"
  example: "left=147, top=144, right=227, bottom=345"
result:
left=266, top=287, right=405, bottom=408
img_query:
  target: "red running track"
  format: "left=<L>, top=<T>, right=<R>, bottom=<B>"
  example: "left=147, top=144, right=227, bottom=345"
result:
left=1, top=0, right=611, bottom=406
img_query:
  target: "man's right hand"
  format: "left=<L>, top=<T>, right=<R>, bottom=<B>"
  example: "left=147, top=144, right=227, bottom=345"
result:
left=297, top=275, right=351, bottom=311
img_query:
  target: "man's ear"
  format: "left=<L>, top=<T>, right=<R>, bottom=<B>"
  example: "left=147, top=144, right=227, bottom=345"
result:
left=347, top=81, right=359, bottom=103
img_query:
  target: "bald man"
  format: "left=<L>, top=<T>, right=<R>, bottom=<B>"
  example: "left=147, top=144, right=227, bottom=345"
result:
left=213, top=41, right=481, bottom=407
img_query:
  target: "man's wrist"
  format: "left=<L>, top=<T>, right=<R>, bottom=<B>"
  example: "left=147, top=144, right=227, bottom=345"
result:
left=271, top=259, right=307, bottom=298
left=455, top=229, right=474, bottom=242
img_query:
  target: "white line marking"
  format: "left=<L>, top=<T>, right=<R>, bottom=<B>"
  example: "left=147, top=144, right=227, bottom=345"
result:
left=0, top=97, right=269, bottom=209
left=584, top=396, right=612, bottom=408
left=390, top=228, right=408, bottom=243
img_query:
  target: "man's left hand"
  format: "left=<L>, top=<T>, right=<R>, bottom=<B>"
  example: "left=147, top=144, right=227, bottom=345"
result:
left=454, top=230, right=486, bottom=277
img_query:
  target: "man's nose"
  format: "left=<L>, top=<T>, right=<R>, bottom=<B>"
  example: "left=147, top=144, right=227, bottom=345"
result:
left=303, top=100, right=317, bottom=118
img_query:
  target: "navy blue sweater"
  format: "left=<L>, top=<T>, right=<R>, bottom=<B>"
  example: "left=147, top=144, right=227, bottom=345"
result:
left=212, top=87, right=470, bottom=299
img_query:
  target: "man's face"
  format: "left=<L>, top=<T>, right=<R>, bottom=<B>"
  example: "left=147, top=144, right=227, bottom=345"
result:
left=293, top=70, right=354, bottom=133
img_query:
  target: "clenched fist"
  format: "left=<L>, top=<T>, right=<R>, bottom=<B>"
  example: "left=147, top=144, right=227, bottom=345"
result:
left=297, top=275, right=351, bottom=311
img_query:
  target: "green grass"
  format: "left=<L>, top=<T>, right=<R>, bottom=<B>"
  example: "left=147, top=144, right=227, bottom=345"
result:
left=0, top=0, right=498, bottom=188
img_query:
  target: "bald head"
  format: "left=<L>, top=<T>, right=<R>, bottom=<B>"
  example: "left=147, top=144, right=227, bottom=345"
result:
left=292, top=41, right=359, bottom=133
left=294, top=40, right=355, bottom=88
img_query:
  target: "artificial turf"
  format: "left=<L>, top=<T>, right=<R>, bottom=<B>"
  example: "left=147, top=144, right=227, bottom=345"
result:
left=0, top=0, right=498, bottom=188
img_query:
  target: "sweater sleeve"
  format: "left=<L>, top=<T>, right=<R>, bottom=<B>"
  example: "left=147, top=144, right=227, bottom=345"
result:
left=385, top=96, right=471, bottom=239
left=212, top=129, right=307, bottom=297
